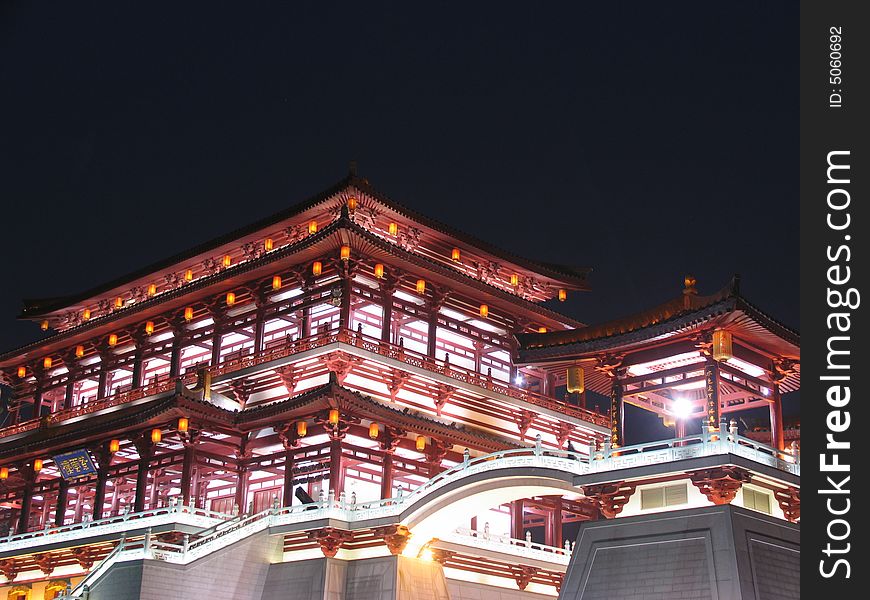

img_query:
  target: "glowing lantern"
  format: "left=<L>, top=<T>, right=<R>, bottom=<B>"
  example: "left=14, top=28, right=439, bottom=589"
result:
left=17, top=366, right=25, bottom=378
left=148, top=284, right=157, bottom=297
left=369, top=423, right=380, bottom=439
left=223, top=255, right=232, bottom=268
left=272, top=275, right=282, bottom=290
left=296, top=421, right=308, bottom=437
left=510, top=274, right=519, bottom=287
left=388, top=222, right=398, bottom=236
left=558, top=289, right=567, bottom=302
left=151, top=428, right=162, bottom=443
left=416, top=435, right=426, bottom=451
left=312, top=261, right=323, bottom=276
left=264, top=238, right=274, bottom=252
left=33, top=459, right=43, bottom=473
left=451, top=248, right=461, bottom=262
left=567, top=366, right=585, bottom=394
left=184, top=307, right=194, bottom=322
left=115, top=297, right=123, bottom=309
left=328, top=409, right=340, bottom=426
left=348, top=197, right=358, bottom=211
left=145, top=321, right=155, bottom=335
left=0, top=467, right=8, bottom=480
left=109, top=439, right=120, bottom=453
left=712, top=330, right=733, bottom=362
left=177, top=417, right=189, bottom=433
left=185, top=269, right=193, bottom=282
left=43, top=357, right=52, bottom=369
left=40, top=320, right=49, bottom=331
left=108, top=334, right=118, bottom=347
left=374, top=263, right=384, bottom=279
left=75, top=345, right=85, bottom=358
left=479, top=304, right=489, bottom=318
left=226, top=292, right=236, bottom=307
left=538, top=327, right=547, bottom=333
left=82, top=309, right=91, bottom=321
left=340, top=245, right=351, bottom=261
left=308, top=220, right=318, bottom=234
left=416, top=279, right=426, bottom=294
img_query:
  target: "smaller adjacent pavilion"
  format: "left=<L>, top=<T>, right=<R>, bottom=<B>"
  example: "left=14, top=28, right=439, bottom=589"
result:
left=515, top=276, right=800, bottom=450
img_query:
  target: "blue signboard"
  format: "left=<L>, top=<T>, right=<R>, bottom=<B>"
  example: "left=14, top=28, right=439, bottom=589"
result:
left=52, top=449, right=98, bottom=480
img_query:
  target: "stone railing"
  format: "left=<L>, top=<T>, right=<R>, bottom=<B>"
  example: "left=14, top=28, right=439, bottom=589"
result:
left=443, top=527, right=572, bottom=565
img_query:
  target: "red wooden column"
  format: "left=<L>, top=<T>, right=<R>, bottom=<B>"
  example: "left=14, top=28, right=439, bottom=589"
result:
left=608, top=369, right=626, bottom=448
left=132, top=435, right=153, bottom=513
left=510, top=499, right=525, bottom=540
left=380, top=274, right=399, bottom=344
left=770, top=383, right=785, bottom=450
left=16, top=464, right=36, bottom=534
left=544, top=498, right=563, bottom=548
left=379, top=427, right=402, bottom=499
left=91, top=445, right=112, bottom=520
left=235, top=435, right=251, bottom=513
left=54, top=478, right=69, bottom=526
left=280, top=424, right=299, bottom=508
left=328, top=433, right=346, bottom=497
left=180, top=442, right=197, bottom=507
left=425, top=291, right=447, bottom=359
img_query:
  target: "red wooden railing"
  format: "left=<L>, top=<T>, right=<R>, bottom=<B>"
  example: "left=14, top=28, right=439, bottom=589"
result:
left=0, top=329, right=608, bottom=439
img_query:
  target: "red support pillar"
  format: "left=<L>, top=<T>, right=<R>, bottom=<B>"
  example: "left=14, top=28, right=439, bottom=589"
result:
left=329, top=436, right=345, bottom=497
left=16, top=465, right=35, bottom=534
left=180, top=444, right=196, bottom=506
left=510, top=500, right=525, bottom=540
left=283, top=448, right=295, bottom=508
left=770, top=383, right=785, bottom=450
left=55, top=478, right=69, bottom=526
left=552, top=501, right=563, bottom=548
left=380, top=452, right=394, bottom=499
left=133, top=436, right=153, bottom=513
left=92, top=446, right=111, bottom=520
left=704, top=358, right=722, bottom=432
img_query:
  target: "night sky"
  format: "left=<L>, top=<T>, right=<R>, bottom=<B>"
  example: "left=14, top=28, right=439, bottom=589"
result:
left=0, top=3, right=798, bottom=437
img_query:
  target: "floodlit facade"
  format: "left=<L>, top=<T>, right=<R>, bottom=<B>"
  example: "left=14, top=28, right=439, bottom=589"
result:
left=0, top=173, right=799, bottom=599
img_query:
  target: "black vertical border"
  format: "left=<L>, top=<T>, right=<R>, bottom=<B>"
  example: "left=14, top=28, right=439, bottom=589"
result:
left=801, top=0, right=869, bottom=596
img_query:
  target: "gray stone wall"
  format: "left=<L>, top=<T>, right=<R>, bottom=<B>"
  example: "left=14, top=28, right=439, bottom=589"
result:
left=559, top=505, right=800, bottom=600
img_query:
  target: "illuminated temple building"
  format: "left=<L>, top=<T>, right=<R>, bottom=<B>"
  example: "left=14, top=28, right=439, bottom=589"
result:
left=0, top=173, right=799, bottom=600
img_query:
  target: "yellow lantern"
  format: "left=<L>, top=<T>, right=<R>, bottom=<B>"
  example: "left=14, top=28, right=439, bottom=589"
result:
left=558, top=289, right=567, bottom=302
left=75, top=345, right=85, bottom=358
left=43, top=357, right=52, bottom=369
left=451, top=248, right=461, bottom=262
left=145, top=321, right=155, bottom=335
left=108, top=334, right=118, bottom=347
left=374, top=263, right=384, bottom=279
left=538, top=327, right=547, bottom=333
left=226, top=292, right=236, bottom=307
left=148, top=284, right=157, bottom=297
left=567, top=366, right=585, bottom=394
left=369, top=423, right=379, bottom=439
left=40, top=320, right=49, bottom=331
left=388, top=222, right=398, bottom=236
left=348, top=197, right=358, bottom=211
left=510, top=274, right=519, bottom=287
left=151, top=428, right=162, bottom=443
left=0, top=467, right=8, bottom=480
left=328, top=409, right=340, bottom=426
left=109, top=439, right=120, bottom=453
left=416, top=279, right=426, bottom=294
left=185, top=269, right=193, bottom=282
left=177, top=417, right=189, bottom=433
left=712, top=330, right=733, bottom=362
left=296, top=421, right=308, bottom=437
left=340, top=245, right=351, bottom=261
left=308, top=220, right=318, bottom=234
left=17, top=366, right=25, bottom=378
left=312, top=261, right=323, bottom=276
left=221, top=254, right=231, bottom=268
left=33, top=459, right=43, bottom=473
left=82, top=308, right=91, bottom=321
left=479, top=304, right=489, bottom=318
left=416, top=435, right=426, bottom=451
left=115, top=296, right=123, bottom=309
left=184, top=306, right=194, bottom=322
left=264, top=238, right=274, bottom=252
left=271, top=275, right=282, bottom=291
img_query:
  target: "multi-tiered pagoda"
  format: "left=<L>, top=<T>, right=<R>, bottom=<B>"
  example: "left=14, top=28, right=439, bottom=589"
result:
left=0, top=173, right=799, bottom=600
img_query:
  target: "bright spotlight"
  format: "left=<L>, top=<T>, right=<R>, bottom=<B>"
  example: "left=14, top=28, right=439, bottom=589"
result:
left=672, top=396, right=693, bottom=420
left=419, top=548, right=434, bottom=562
left=514, top=374, right=525, bottom=386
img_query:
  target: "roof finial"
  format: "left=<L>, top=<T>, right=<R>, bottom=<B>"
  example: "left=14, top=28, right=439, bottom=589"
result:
left=683, top=274, right=697, bottom=295
left=348, top=160, right=358, bottom=177
left=730, top=274, right=741, bottom=295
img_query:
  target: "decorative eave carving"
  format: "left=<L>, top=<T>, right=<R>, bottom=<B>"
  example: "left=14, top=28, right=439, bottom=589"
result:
left=582, top=481, right=636, bottom=518
left=308, top=528, right=353, bottom=558
left=689, top=466, right=752, bottom=505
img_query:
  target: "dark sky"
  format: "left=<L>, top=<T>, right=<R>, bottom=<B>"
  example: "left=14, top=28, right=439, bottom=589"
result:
left=0, top=3, right=798, bottom=433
